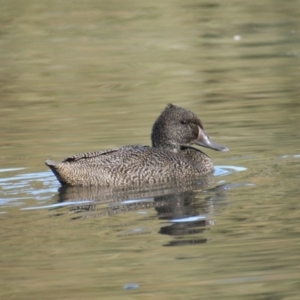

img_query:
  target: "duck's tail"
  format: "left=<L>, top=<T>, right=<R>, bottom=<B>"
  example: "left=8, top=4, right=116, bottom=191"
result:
left=45, top=159, right=56, bottom=168
left=45, top=159, right=66, bottom=185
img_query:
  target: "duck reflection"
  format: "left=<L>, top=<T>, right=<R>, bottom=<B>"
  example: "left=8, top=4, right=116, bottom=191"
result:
left=51, top=175, right=227, bottom=247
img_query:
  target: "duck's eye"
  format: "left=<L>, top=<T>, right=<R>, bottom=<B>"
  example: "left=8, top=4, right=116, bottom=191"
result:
left=180, top=120, right=188, bottom=125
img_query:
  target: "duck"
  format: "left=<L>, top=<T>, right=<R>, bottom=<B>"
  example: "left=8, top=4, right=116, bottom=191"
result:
left=45, top=104, right=228, bottom=187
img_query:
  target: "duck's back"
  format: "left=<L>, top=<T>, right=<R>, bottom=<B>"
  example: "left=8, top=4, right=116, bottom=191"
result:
left=45, top=145, right=213, bottom=186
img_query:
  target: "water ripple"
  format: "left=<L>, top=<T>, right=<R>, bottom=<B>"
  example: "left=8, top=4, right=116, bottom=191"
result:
left=0, top=165, right=247, bottom=209
left=21, top=200, right=94, bottom=211
left=214, top=165, right=247, bottom=176
left=170, top=215, right=206, bottom=223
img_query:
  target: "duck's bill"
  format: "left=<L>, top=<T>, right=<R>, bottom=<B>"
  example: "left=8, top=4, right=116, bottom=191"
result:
left=195, top=128, right=229, bottom=152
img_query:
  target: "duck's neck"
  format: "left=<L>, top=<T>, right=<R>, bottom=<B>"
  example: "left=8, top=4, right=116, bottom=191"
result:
left=151, top=126, right=183, bottom=152
left=152, top=141, right=182, bottom=153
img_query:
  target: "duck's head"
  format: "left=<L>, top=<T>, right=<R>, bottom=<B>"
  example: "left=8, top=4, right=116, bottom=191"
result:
left=151, top=104, right=229, bottom=152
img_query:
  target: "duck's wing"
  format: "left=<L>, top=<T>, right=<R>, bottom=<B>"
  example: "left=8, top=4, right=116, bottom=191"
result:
left=62, top=145, right=150, bottom=163
left=62, top=148, right=121, bottom=162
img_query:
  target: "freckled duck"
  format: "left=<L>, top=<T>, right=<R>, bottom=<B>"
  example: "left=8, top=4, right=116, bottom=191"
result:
left=45, top=104, right=228, bottom=186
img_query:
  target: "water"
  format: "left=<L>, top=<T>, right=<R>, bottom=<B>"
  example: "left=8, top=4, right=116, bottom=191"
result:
left=1, top=1, right=300, bottom=299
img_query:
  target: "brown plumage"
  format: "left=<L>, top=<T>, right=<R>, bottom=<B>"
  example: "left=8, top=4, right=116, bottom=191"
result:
left=45, top=104, right=228, bottom=186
